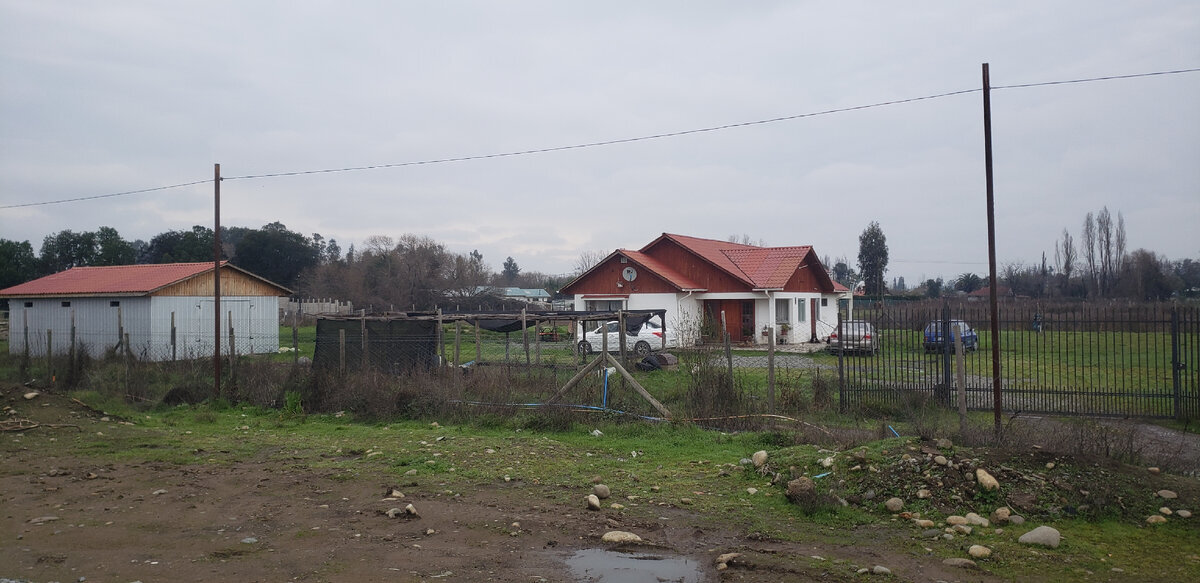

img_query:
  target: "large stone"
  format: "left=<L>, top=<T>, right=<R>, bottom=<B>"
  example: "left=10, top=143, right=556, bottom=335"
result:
left=965, top=512, right=990, bottom=527
left=934, top=455, right=949, bottom=466
left=976, top=469, right=999, bottom=491
left=992, top=507, right=1011, bottom=522
left=916, top=489, right=931, bottom=499
left=872, top=565, right=891, bottom=575
left=968, top=545, right=992, bottom=559
left=913, top=519, right=935, bottom=528
left=601, top=530, right=642, bottom=543
left=786, top=477, right=815, bottom=503
left=593, top=484, right=611, bottom=499
left=1018, top=525, right=1061, bottom=548
left=946, top=515, right=968, bottom=526
left=885, top=497, right=904, bottom=512
left=1176, top=509, right=1192, bottom=519
left=586, top=494, right=602, bottom=511
left=943, top=558, right=977, bottom=569
left=1157, top=489, right=1178, bottom=500
left=1146, top=515, right=1167, bottom=524
left=1008, top=515, right=1026, bottom=525
left=752, top=450, right=768, bottom=468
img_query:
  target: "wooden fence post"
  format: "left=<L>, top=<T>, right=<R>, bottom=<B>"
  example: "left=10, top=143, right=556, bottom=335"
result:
left=521, top=308, right=530, bottom=367
left=227, top=311, right=236, bottom=388
left=454, top=320, right=462, bottom=365
left=361, top=312, right=369, bottom=372
left=46, top=329, right=53, bottom=386
left=475, top=319, right=482, bottom=363
left=171, top=311, right=177, bottom=361
left=69, top=309, right=77, bottom=384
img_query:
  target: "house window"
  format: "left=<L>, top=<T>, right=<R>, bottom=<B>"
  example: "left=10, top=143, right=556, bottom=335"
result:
left=110, top=301, right=120, bottom=307
left=585, top=299, right=625, bottom=311
left=24, top=301, right=33, bottom=308
left=797, top=299, right=806, bottom=322
left=821, top=298, right=828, bottom=307
left=775, top=299, right=789, bottom=323
left=61, top=301, right=71, bottom=307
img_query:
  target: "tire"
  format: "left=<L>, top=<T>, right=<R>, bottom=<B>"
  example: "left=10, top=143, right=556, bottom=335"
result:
left=577, top=340, right=592, bottom=355
left=633, top=341, right=651, bottom=357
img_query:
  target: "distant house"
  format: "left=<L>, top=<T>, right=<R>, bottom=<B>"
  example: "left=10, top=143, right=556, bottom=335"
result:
left=0, top=262, right=292, bottom=361
left=559, top=233, right=847, bottom=345
left=967, top=285, right=1014, bottom=301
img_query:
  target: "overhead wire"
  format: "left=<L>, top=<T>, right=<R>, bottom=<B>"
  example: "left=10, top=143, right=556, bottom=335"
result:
left=2, top=66, right=1196, bottom=210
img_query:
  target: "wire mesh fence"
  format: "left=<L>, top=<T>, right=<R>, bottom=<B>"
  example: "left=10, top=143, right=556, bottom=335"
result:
left=833, top=301, right=1199, bottom=419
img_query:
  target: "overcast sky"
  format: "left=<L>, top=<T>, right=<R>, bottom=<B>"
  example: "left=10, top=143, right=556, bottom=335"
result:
left=2, top=1, right=1197, bottom=285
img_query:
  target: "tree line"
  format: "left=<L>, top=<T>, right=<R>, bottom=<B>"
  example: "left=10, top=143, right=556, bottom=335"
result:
left=829, top=209, right=1198, bottom=301
left=0, top=224, right=563, bottom=312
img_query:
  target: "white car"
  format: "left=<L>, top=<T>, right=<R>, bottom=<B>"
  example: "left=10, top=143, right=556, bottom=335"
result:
left=576, top=316, right=677, bottom=356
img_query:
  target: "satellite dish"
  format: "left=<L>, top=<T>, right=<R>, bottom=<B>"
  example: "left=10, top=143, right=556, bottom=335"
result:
left=621, top=266, right=638, bottom=282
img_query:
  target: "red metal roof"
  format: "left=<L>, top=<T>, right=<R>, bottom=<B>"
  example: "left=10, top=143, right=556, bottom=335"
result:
left=647, top=233, right=821, bottom=290
left=0, top=262, right=225, bottom=297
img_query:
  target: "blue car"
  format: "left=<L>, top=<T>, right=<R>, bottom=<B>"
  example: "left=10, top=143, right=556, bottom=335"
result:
left=923, top=320, right=978, bottom=353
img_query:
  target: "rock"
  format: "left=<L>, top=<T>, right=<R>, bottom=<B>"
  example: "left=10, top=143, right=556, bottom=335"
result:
left=746, top=487, right=758, bottom=495
left=593, top=484, right=611, bottom=499
left=968, top=545, right=992, bottom=559
left=152, top=489, right=168, bottom=495
left=965, top=512, right=989, bottom=527
left=28, top=515, right=60, bottom=524
left=1018, top=525, right=1061, bottom=548
left=752, top=450, right=768, bottom=468
left=946, top=515, right=968, bottom=526
left=1176, top=509, right=1192, bottom=519
left=862, top=489, right=876, bottom=501
left=601, top=530, right=642, bottom=543
left=786, top=477, right=815, bottom=504
left=952, top=524, right=973, bottom=535
left=23, top=391, right=39, bottom=400
left=1160, top=507, right=1173, bottom=515
left=591, top=429, right=603, bottom=437
left=715, top=552, right=742, bottom=570
left=1147, top=467, right=1161, bottom=475
left=1008, top=515, right=1025, bottom=525
left=992, top=507, right=1011, bottom=522
left=914, top=519, right=935, bottom=528
left=872, top=565, right=891, bottom=575
left=921, top=529, right=944, bottom=538
left=934, top=455, right=948, bottom=466
left=1146, top=515, right=1167, bottom=524
left=610, top=503, right=624, bottom=510
left=976, top=469, right=999, bottom=491
left=1045, top=462, right=1055, bottom=470
left=820, top=456, right=834, bottom=468
left=885, top=497, right=904, bottom=512
left=241, top=537, right=257, bottom=544
left=385, top=488, right=405, bottom=499
left=916, top=489, right=931, bottom=499
left=385, top=505, right=418, bottom=518
left=943, top=558, right=977, bottom=569
left=586, top=494, right=602, bottom=510
left=936, top=438, right=953, bottom=449
left=1157, top=489, right=1178, bottom=499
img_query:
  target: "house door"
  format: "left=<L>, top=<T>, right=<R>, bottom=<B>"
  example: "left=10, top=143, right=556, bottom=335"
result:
left=809, top=299, right=819, bottom=342
left=702, top=299, right=752, bottom=343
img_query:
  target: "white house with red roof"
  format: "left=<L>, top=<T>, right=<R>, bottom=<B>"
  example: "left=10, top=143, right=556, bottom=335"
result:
left=0, top=262, right=292, bottom=361
left=559, top=233, right=848, bottom=345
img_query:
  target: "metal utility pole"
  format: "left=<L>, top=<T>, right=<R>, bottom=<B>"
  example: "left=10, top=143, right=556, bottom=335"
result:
left=982, top=64, right=1003, bottom=435
left=213, top=163, right=222, bottom=400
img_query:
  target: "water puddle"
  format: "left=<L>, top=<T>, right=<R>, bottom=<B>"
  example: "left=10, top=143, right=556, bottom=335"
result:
left=565, top=548, right=704, bottom=582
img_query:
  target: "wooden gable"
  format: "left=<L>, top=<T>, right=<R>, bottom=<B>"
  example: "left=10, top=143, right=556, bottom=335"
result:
left=565, top=254, right=679, bottom=295
left=642, top=238, right=751, bottom=293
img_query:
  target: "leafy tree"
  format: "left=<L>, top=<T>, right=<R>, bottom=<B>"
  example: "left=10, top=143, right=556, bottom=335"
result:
left=0, top=239, right=40, bottom=288
left=923, top=277, right=943, bottom=299
left=954, top=273, right=984, bottom=294
left=831, top=257, right=855, bottom=286
left=40, top=229, right=98, bottom=272
left=501, top=256, right=520, bottom=285
left=1114, top=249, right=1180, bottom=300
left=856, top=222, right=888, bottom=296
left=233, top=222, right=320, bottom=289
left=140, top=226, right=215, bottom=263
left=94, top=226, right=136, bottom=266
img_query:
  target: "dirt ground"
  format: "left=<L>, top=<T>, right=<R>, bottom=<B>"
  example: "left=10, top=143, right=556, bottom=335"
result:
left=2, top=388, right=1194, bottom=583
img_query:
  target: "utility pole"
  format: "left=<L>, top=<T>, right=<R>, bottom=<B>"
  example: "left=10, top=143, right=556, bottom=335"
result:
left=213, top=163, right=222, bottom=400
left=982, top=64, right=1003, bottom=435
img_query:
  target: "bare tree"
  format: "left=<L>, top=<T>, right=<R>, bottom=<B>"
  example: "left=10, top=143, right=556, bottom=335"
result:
left=728, top=234, right=764, bottom=246
left=1082, top=212, right=1097, bottom=297
left=1097, top=207, right=1113, bottom=295
left=1056, top=228, right=1076, bottom=296
left=572, top=249, right=609, bottom=276
left=1115, top=211, right=1127, bottom=274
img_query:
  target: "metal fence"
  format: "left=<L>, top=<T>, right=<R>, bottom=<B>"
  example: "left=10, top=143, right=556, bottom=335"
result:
left=834, top=301, right=1199, bottom=419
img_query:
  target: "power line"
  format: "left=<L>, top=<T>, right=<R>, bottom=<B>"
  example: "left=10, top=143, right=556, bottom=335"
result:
left=0, top=180, right=210, bottom=209
left=3, top=66, right=1197, bottom=210
left=221, top=88, right=981, bottom=181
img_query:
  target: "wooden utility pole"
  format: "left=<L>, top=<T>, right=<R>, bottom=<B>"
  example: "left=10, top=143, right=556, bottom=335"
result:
left=982, top=64, right=1003, bottom=435
left=213, top=163, right=222, bottom=400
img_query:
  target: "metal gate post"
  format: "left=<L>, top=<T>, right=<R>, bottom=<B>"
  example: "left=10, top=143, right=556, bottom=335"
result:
left=1172, top=307, right=1182, bottom=419
left=941, top=301, right=952, bottom=407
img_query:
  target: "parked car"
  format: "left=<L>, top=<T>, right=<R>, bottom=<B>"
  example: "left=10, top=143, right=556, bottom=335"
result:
left=826, top=320, right=878, bottom=355
left=923, top=320, right=979, bottom=353
left=576, top=316, right=677, bottom=356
